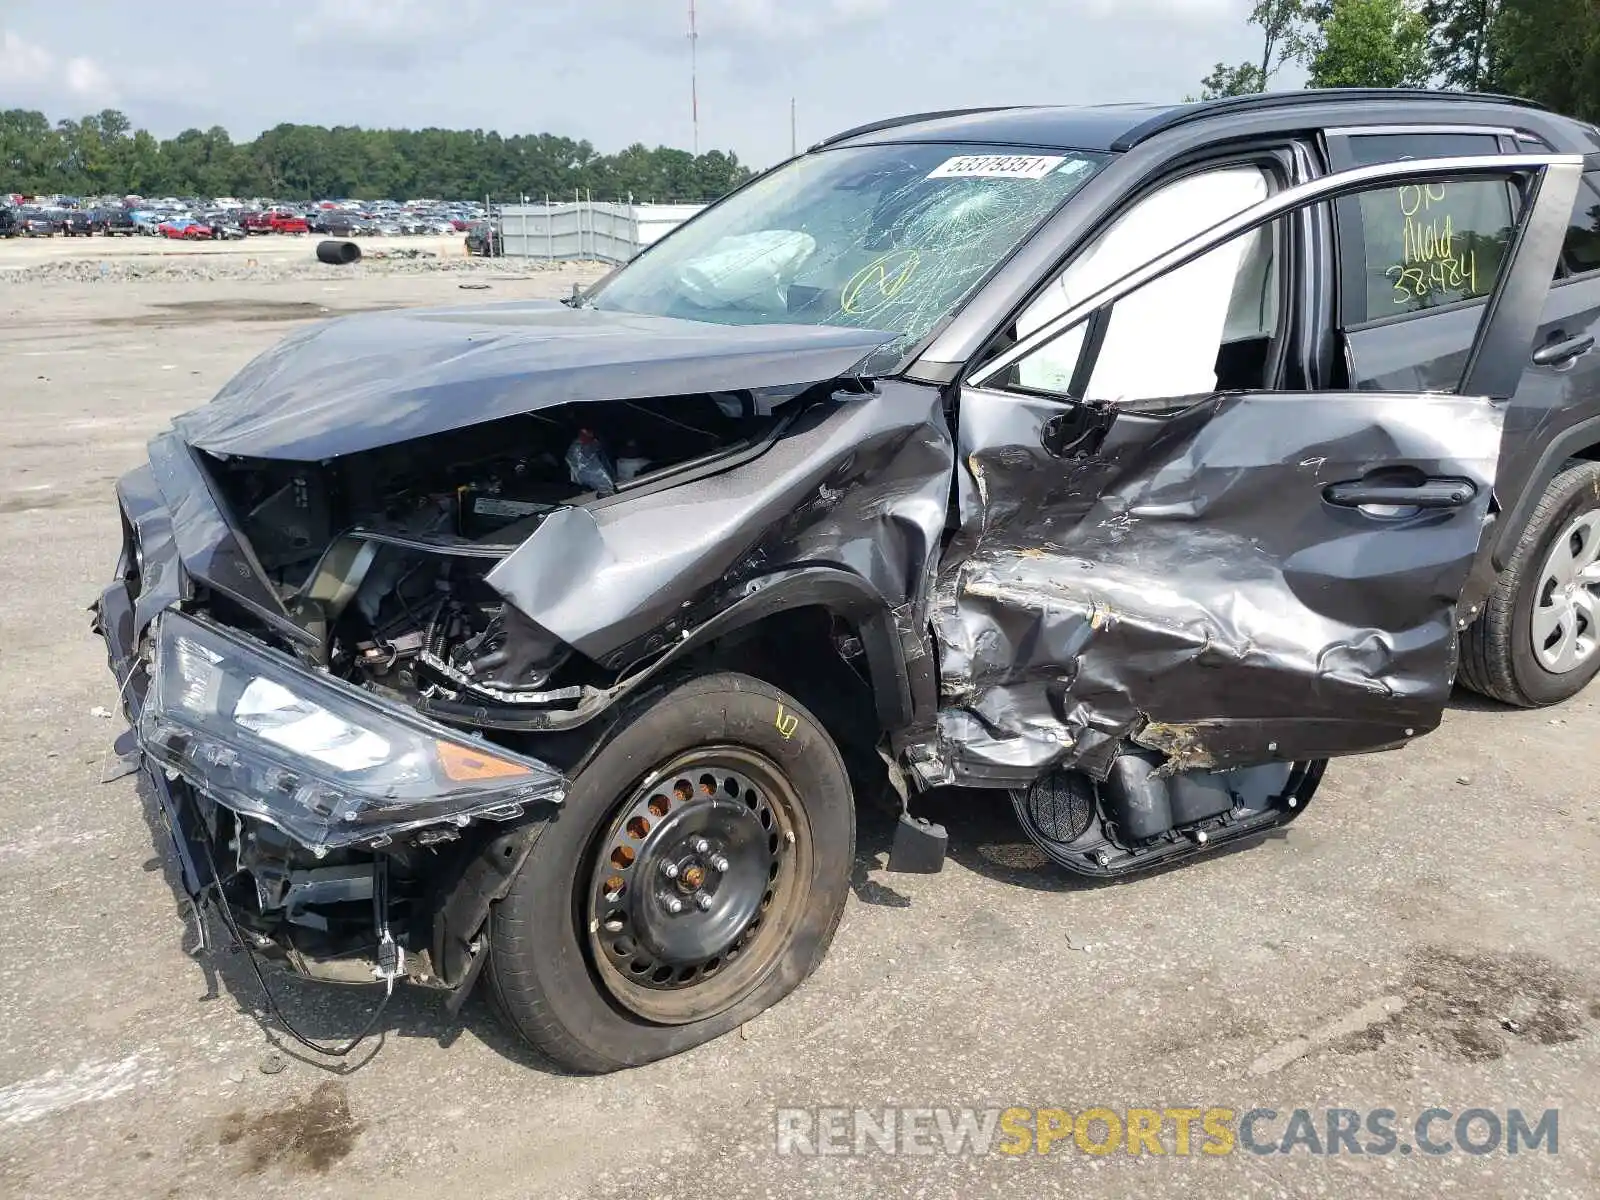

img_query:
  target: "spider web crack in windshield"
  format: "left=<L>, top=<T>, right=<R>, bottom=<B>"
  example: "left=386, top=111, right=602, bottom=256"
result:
left=589, top=143, right=1108, bottom=371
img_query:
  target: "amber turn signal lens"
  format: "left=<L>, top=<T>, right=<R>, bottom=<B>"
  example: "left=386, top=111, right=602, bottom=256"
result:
left=434, top=740, right=534, bottom=782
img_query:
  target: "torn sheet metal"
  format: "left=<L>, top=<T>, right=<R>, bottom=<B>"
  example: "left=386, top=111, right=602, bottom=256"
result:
left=145, top=434, right=277, bottom=614
left=488, top=381, right=954, bottom=662
left=929, top=388, right=1506, bottom=785
left=113, top=461, right=184, bottom=635
left=175, top=302, right=898, bottom=460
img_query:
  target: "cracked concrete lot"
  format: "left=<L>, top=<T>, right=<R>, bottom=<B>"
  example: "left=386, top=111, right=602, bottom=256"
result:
left=1, top=252, right=1597, bottom=1199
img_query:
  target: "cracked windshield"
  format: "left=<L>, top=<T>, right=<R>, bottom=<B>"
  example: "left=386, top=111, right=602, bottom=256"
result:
left=589, top=143, right=1107, bottom=365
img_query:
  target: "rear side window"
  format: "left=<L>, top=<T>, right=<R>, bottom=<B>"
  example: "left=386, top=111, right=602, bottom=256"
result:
left=1349, top=179, right=1514, bottom=319
left=1561, top=172, right=1600, bottom=277
left=1331, top=132, right=1514, bottom=324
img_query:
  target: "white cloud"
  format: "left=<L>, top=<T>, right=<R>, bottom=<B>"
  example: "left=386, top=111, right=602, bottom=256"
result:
left=0, top=30, right=117, bottom=100
left=714, top=0, right=894, bottom=39
left=291, top=0, right=485, bottom=67
left=1083, top=0, right=1241, bottom=18
left=63, top=56, right=115, bottom=97
left=0, top=31, right=57, bottom=84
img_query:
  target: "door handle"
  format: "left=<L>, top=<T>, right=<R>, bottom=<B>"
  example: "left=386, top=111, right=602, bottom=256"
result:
left=1532, top=333, right=1595, bottom=367
left=1323, top=478, right=1477, bottom=509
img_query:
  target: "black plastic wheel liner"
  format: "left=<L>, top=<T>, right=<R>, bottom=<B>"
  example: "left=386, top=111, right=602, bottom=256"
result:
left=1011, top=760, right=1326, bottom=880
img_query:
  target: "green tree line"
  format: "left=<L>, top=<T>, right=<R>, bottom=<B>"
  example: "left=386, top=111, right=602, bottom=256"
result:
left=0, top=109, right=754, bottom=201
left=1202, top=0, right=1600, bottom=119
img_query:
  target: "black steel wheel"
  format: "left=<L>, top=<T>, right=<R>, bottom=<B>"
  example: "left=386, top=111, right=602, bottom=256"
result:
left=486, top=672, right=854, bottom=1072
left=585, top=747, right=810, bottom=1024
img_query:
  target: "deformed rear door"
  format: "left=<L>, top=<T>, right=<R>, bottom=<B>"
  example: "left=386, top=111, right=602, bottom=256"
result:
left=934, top=154, right=1580, bottom=785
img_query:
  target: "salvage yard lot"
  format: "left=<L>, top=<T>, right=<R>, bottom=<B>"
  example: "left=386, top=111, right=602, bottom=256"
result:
left=1, top=249, right=1598, bottom=1200
left=0, top=229, right=474, bottom=269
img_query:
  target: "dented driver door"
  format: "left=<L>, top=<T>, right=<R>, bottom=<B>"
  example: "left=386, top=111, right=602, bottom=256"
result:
left=931, top=153, right=1582, bottom=787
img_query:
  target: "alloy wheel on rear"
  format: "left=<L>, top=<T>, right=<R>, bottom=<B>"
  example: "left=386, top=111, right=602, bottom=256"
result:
left=1530, top=510, right=1600, bottom=674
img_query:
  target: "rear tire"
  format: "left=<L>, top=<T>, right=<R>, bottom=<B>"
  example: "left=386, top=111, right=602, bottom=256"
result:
left=486, top=671, right=854, bottom=1073
left=1459, top=461, right=1600, bottom=706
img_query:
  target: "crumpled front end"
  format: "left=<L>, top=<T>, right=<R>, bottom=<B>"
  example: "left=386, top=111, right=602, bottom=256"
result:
left=91, top=307, right=951, bottom=995
left=93, top=444, right=571, bottom=994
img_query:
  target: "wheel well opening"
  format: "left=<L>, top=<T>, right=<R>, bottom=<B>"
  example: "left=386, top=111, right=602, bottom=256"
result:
left=701, top=606, right=887, bottom=794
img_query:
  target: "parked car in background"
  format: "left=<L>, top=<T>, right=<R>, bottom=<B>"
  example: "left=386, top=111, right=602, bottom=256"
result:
left=238, top=210, right=307, bottom=234
left=0, top=206, right=17, bottom=237
left=157, top=217, right=213, bottom=240
left=62, top=210, right=95, bottom=237
left=318, top=212, right=374, bottom=237
left=268, top=210, right=309, bottom=234
left=307, top=210, right=357, bottom=235
left=464, top=219, right=500, bottom=256
left=17, top=208, right=61, bottom=236
left=96, top=207, right=138, bottom=236
left=202, top=211, right=247, bottom=239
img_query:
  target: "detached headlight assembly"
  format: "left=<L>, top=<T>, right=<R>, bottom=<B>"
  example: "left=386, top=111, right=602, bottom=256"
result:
left=141, top=610, right=566, bottom=851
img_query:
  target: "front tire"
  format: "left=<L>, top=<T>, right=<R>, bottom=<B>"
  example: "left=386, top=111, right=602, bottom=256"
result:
left=1460, top=461, right=1600, bottom=705
left=486, top=671, right=855, bottom=1073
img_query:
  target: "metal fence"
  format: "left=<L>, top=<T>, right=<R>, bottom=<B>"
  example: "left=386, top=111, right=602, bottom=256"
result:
left=496, top=201, right=706, bottom=263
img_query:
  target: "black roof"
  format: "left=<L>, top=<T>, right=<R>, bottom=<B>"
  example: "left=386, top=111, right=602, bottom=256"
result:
left=817, top=90, right=1549, bottom=155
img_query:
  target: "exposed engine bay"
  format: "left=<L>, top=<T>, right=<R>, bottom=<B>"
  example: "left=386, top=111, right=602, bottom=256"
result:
left=203, top=392, right=778, bottom=714
left=124, top=392, right=791, bottom=991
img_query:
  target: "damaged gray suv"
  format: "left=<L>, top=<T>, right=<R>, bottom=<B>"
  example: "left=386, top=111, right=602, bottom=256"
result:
left=96, top=90, right=1600, bottom=1072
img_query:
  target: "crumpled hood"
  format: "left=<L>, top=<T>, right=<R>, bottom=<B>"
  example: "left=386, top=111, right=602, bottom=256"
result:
left=175, top=301, right=898, bottom=460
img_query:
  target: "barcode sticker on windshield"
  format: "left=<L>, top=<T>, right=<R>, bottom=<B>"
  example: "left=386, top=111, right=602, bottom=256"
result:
left=927, top=154, right=1067, bottom=180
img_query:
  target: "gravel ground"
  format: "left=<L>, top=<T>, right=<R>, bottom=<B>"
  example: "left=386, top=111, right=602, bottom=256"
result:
left=0, top=258, right=1597, bottom=1200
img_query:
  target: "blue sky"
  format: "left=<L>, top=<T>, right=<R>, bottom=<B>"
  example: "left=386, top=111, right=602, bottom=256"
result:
left=0, top=0, right=1271, bottom=168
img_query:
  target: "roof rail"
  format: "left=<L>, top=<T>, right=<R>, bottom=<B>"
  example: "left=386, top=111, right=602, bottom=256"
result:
left=810, top=107, right=1029, bottom=152
left=1110, top=88, right=1549, bottom=152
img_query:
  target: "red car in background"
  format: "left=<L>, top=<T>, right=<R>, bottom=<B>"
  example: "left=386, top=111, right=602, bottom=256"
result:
left=239, top=210, right=308, bottom=234
left=157, top=218, right=213, bottom=240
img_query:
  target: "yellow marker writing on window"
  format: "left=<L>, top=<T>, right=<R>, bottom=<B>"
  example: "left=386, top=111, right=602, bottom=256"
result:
left=841, top=249, right=921, bottom=315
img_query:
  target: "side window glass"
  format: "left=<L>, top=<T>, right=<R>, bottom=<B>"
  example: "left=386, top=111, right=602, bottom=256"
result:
left=1013, top=165, right=1271, bottom=393
left=1003, top=169, right=1537, bottom=408
left=1561, top=173, right=1600, bottom=277
left=1011, top=218, right=1282, bottom=407
left=1341, top=132, right=1502, bottom=166
left=1333, top=132, right=1513, bottom=324
left=1344, top=179, right=1514, bottom=321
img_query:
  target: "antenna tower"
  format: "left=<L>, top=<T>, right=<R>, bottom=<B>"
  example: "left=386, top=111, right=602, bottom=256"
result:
left=689, top=0, right=700, bottom=155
